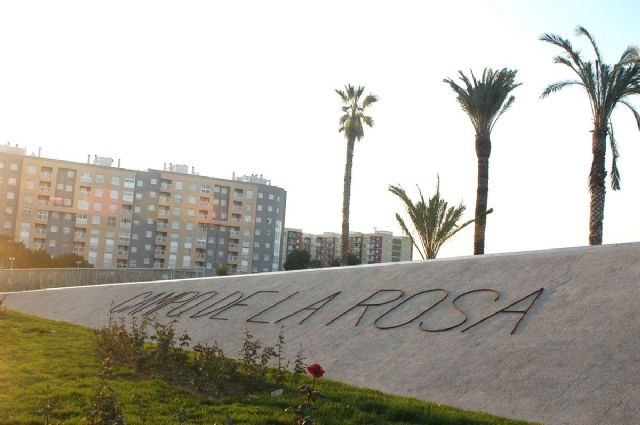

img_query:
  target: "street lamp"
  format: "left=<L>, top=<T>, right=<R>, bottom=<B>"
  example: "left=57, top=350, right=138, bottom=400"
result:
left=9, top=257, right=15, bottom=269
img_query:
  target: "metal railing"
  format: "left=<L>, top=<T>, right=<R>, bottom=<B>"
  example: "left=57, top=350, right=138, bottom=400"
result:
left=0, top=267, right=206, bottom=292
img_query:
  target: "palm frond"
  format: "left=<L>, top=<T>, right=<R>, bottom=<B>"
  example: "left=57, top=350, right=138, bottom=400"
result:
left=619, top=100, right=640, bottom=130
left=608, top=122, right=621, bottom=190
left=540, top=80, right=583, bottom=98
left=619, top=46, right=640, bottom=65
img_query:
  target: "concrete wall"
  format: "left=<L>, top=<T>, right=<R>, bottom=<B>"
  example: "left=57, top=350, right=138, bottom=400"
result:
left=3, top=243, right=640, bottom=425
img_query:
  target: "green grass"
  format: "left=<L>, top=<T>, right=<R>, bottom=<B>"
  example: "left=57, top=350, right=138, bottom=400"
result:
left=0, top=309, right=537, bottom=425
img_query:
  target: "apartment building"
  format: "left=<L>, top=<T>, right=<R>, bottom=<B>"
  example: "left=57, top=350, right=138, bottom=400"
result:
left=283, top=228, right=412, bottom=266
left=0, top=146, right=286, bottom=274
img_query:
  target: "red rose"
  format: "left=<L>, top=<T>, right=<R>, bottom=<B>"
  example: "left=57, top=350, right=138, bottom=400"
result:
left=306, top=363, right=325, bottom=379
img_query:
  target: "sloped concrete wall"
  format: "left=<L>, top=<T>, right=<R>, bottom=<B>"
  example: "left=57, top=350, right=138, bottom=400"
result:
left=4, top=243, right=640, bottom=425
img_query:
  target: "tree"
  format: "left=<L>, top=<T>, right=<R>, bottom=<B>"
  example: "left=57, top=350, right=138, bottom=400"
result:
left=51, top=253, right=93, bottom=268
left=336, top=84, right=378, bottom=265
left=215, top=263, right=229, bottom=276
left=283, top=249, right=311, bottom=270
left=389, top=178, right=490, bottom=259
left=329, top=252, right=361, bottom=267
left=540, top=26, right=640, bottom=245
left=444, top=68, right=520, bottom=255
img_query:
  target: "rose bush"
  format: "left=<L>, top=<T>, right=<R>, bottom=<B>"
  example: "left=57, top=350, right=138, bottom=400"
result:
left=306, top=363, right=324, bottom=379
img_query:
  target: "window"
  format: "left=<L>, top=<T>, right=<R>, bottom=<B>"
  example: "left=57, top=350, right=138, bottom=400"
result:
left=120, top=217, right=131, bottom=228
left=268, top=205, right=273, bottom=212
left=27, top=165, right=37, bottom=175
left=76, top=213, right=88, bottom=224
left=4, top=206, right=13, bottom=214
left=145, top=230, right=152, bottom=238
left=146, top=218, right=154, bottom=225
left=172, top=221, right=180, bottom=230
left=257, top=205, right=263, bottom=211
left=258, top=192, right=264, bottom=199
left=246, top=190, right=254, bottom=199
left=189, top=183, right=197, bottom=192
left=10, top=163, right=18, bottom=171
left=173, top=207, right=181, bottom=216
left=22, top=208, right=32, bottom=217
left=66, top=185, right=73, bottom=192
left=109, top=204, right=117, bottom=213
left=49, top=240, right=56, bottom=248
left=110, top=190, right=119, bottom=200
left=268, top=194, right=274, bottom=200
left=255, top=229, right=261, bottom=236
left=201, top=184, right=211, bottom=194
left=6, top=192, right=15, bottom=200
left=188, top=196, right=196, bottom=204
left=124, top=178, right=135, bottom=188
left=175, top=181, right=183, bottom=190
left=254, top=242, right=260, bottom=248
left=3, top=221, right=11, bottom=229
left=136, top=193, right=143, bottom=200
left=95, top=188, right=103, bottom=198
left=96, top=174, right=105, bottom=184
left=8, top=177, right=16, bottom=186
left=93, top=202, right=102, bottom=211
left=150, top=178, right=158, bottom=185
left=244, top=215, right=252, bottom=223
left=122, top=191, right=134, bottom=202
left=149, top=191, right=156, bottom=198
left=111, top=176, right=120, bottom=186
left=92, top=216, right=101, bottom=225
left=77, top=200, right=89, bottom=210
left=25, top=180, right=36, bottom=190
left=50, top=225, right=58, bottom=233
left=108, top=216, right=116, bottom=226
left=80, top=172, right=92, bottom=183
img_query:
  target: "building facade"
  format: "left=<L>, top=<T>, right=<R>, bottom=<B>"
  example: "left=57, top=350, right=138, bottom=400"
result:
left=283, top=228, right=412, bottom=267
left=0, top=146, right=286, bottom=274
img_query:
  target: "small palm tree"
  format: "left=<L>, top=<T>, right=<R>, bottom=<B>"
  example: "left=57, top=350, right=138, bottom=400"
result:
left=540, top=26, right=640, bottom=245
left=389, top=178, right=490, bottom=259
left=444, top=68, right=520, bottom=255
left=336, top=84, right=379, bottom=266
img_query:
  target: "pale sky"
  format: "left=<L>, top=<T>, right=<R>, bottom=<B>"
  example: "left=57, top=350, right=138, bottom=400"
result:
left=1, top=0, right=639, bottom=259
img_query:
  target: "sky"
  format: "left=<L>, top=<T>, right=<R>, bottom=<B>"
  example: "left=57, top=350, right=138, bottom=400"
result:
left=1, top=0, right=639, bottom=259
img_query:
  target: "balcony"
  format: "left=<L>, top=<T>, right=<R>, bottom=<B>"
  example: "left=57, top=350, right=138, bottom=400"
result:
left=41, top=171, right=53, bottom=179
left=157, top=223, right=169, bottom=230
left=155, top=236, right=167, bottom=244
left=228, top=243, right=239, bottom=250
left=160, top=183, right=172, bottom=191
left=158, top=196, right=171, bottom=205
left=38, top=186, right=51, bottom=193
left=195, top=240, right=206, bottom=248
left=195, top=253, right=205, bottom=261
left=74, top=232, right=86, bottom=240
left=232, top=205, right=242, bottom=212
left=227, top=255, right=238, bottom=262
left=154, top=250, right=166, bottom=257
left=229, top=230, right=240, bottom=238
left=34, top=229, right=47, bottom=236
left=198, top=214, right=208, bottom=221
left=157, top=210, right=170, bottom=217
left=72, top=247, right=85, bottom=254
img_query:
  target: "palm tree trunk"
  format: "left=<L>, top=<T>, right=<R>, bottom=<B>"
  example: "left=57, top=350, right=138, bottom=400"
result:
left=474, top=135, right=491, bottom=255
left=589, top=128, right=607, bottom=245
left=341, top=137, right=356, bottom=265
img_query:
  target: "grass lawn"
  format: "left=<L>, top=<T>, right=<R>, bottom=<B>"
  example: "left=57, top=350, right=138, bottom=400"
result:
left=0, top=309, right=537, bottom=425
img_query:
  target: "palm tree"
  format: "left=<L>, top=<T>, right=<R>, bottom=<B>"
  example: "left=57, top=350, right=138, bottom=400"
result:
left=540, top=26, right=640, bottom=245
left=389, top=178, right=490, bottom=259
left=444, top=68, right=520, bottom=255
left=336, top=84, right=379, bottom=265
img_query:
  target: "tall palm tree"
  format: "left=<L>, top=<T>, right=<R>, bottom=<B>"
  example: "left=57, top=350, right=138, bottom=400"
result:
left=540, top=26, right=640, bottom=245
left=444, top=68, right=520, bottom=255
left=389, top=178, right=490, bottom=259
left=336, top=84, right=378, bottom=266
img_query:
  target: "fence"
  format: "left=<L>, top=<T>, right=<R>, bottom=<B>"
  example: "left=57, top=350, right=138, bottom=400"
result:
left=0, top=268, right=206, bottom=292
